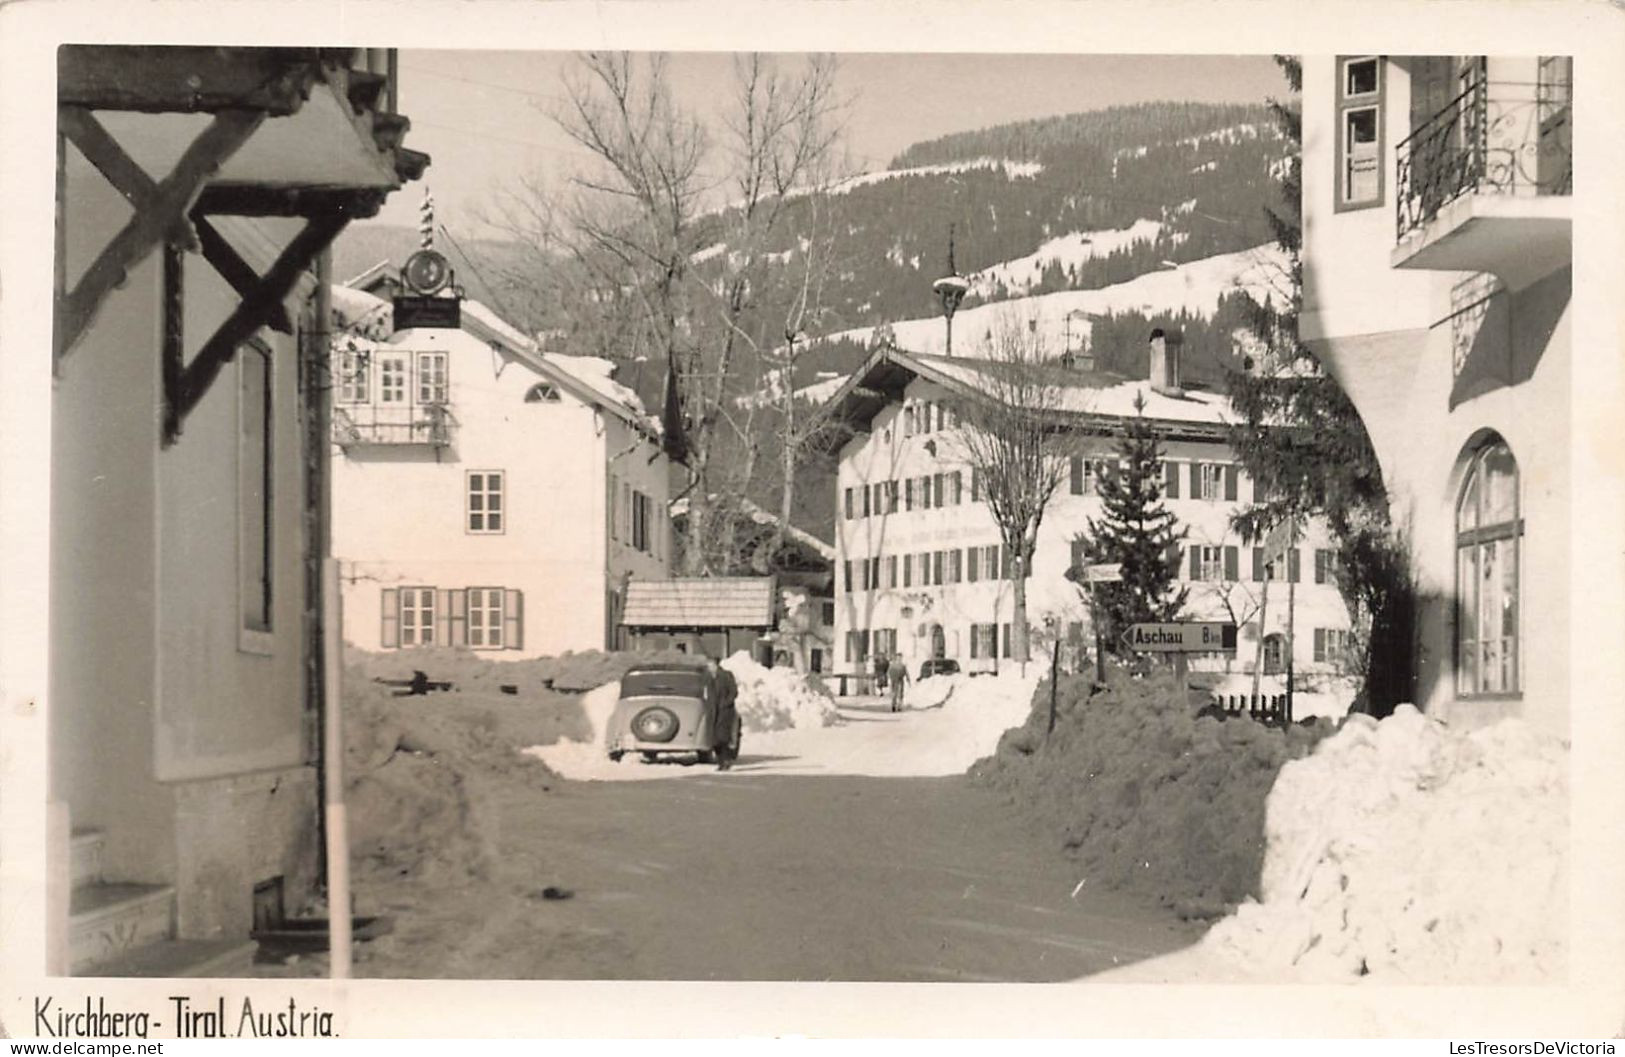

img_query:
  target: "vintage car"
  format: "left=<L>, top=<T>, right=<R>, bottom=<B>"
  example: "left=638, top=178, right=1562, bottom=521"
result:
left=606, top=660, right=742, bottom=769
left=917, top=657, right=962, bottom=680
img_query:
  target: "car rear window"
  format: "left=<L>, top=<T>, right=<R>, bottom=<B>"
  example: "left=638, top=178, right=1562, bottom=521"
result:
left=621, top=670, right=707, bottom=697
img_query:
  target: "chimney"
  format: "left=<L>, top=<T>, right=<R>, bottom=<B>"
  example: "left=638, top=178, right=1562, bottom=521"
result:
left=1148, top=328, right=1183, bottom=396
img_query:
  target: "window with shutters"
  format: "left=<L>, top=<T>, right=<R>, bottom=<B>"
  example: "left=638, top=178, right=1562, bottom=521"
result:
left=1314, top=548, right=1342, bottom=584
left=467, top=471, right=505, bottom=533
left=416, top=352, right=449, bottom=405
left=1314, top=628, right=1351, bottom=665
left=1455, top=438, right=1521, bottom=697
left=983, top=544, right=1001, bottom=581
left=399, top=587, right=436, bottom=647
left=970, top=623, right=997, bottom=659
left=1198, top=545, right=1224, bottom=582
left=873, top=628, right=897, bottom=658
left=467, top=587, right=506, bottom=649
left=948, top=549, right=963, bottom=583
left=1262, top=633, right=1287, bottom=674
left=1336, top=56, right=1384, bottom=210
left=1197, top=463, right=1223, bottom=501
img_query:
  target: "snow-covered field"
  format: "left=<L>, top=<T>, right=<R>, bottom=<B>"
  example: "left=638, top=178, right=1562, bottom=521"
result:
left=818, top=243, right=1287, bottom=362
left=525, top=669, right=1039, bottom=781
left=967, top=219, right=1165, bottom=297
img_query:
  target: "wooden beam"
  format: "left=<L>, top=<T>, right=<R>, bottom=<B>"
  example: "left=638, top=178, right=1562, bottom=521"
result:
left=59, top=107, right=197, bottom=252
left=56, top=107, right=265, bottom=364
left=165, top=213, right=347, bottom=445
left=58, top=46, right=321, bottom=115
left=161, top=242, right=185, bottom=441
left=194, top=184, right=392, bottom=220
left=194, top=216, right=292, bottom=334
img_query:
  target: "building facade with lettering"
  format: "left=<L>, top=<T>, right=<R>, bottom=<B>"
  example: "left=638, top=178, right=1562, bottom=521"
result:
left=1299, top=55, right=1571, bottom=735
left=815, top=344, right=1352, bottom=695
left=329, top=286, right=672, bottom=658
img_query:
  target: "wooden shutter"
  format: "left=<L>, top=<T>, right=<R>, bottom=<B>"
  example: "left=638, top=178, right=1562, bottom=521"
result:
left=933, top=473, right=944, bottom=506
left=1288, top=549, right=1301, bottom=583
left=380, top=588, right=399, bottom=648
left=903, top=554, right=912, bottom=587
left=1314, top=550, right=1326, bottom=584
left=1225, top=546, right=1239, bottom=582
left=448, top=589, right=466, bottom=646
left=1070, top=456, right=1083, bottom=494
left=1002, top=623, right=1012, bottom=658
left=1252, top=548, right=1265, bottom=582
left=435, top=589, right=452, bottom=645
left=967, top=547, right=980, bottom=582
left=504, top=589, right=523, bottom=650
left=843, top=560, right=852, bottom=592
left=933, top=551, right=944, bottom=584
left=969, top=627, right=980, bottom=660
left=844, top=488, right=853, bottom=519
left=1000, top=545, right=1011, bottom=579
left=1409, top=56, right=1455, bottom=135
left=1224, top=466, right=1238, bottom=501
left=1165, top=460, right=1179, bottom=498
left=1189, top=547, right=1201, bottom=580
left=1313, top=628, right=1327, bottom=663
left=1189, top=462, right=1201, bottom=496
left=1070, top=538, right=1085, bottom=574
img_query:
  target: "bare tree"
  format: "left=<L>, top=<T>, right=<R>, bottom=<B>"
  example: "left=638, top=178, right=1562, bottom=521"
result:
left=947, top=311, right=1092, bottom=663
left=500, top=52, right=844, bottom=576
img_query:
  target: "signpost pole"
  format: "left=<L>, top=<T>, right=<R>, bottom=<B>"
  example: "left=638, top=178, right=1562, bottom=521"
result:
left=1286, top=568, right=1296, bottom=725
left=1251, top=565, right=1271, bottom=707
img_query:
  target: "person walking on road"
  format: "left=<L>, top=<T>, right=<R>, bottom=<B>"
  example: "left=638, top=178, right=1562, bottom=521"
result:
left=887, top=653, right=910, bottom=713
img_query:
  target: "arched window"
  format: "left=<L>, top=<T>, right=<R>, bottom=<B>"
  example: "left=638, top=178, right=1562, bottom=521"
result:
left=1455, top=438, right=1521, bottom=696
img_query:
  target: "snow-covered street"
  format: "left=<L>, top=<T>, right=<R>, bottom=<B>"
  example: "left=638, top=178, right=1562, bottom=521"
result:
left=526, top=668, right=1039, bottom=780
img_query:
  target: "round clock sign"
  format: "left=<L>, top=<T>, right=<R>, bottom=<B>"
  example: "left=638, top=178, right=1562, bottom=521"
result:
left=402, top=249, right=451, bottom=295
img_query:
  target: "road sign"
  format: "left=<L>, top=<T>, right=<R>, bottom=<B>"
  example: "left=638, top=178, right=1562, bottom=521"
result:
left=1262, top=518, right=1301, bottom=566
left=1121, top=622, right=1237, bottom=653
left=1081, top=562, right=1122, bottom=583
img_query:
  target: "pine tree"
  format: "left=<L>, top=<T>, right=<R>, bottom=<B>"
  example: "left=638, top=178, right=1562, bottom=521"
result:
left=1073, top=394, right=1188, bottom=651
left=1224, top=56, right=1414, bottom=715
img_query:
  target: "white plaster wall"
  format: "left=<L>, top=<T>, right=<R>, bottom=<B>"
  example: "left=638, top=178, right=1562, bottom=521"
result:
left=333, top=329, right=671, bottom=657
left=1300, top=55, right=1435, bottom=344
left=833, top=378, right=1351, bottom=677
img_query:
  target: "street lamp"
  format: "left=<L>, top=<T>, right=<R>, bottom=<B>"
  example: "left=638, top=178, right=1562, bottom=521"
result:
left=932, top=224, right=969, bottom=357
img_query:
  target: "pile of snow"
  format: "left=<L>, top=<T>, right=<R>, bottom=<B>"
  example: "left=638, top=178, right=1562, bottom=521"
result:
left=1097, top=706, right=1568, bottom=983
left=720, top=651, right=841, bottom=732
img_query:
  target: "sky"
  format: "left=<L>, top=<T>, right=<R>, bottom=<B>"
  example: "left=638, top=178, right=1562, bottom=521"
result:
left=374, top=52, right=1287, bottom=235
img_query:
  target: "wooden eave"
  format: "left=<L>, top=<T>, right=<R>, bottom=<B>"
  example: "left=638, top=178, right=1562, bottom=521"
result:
left=55, top=46, right=429, bottom=445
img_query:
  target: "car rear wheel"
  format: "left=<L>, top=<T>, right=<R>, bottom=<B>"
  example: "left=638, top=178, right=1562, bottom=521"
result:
left=631, top=706, right=680, bottom=743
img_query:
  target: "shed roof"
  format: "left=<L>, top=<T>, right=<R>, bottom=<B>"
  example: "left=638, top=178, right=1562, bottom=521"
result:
left=622, top=577, right=778, bottom=630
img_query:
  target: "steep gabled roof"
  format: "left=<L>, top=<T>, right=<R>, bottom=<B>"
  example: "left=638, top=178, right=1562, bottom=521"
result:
left=622, top=577, right=778, bottom=630
left=805, top=344, right=1234, bottom=453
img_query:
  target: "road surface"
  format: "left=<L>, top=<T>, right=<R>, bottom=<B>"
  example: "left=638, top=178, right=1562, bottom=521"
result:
left=355, top=768, right=1206, bottom=981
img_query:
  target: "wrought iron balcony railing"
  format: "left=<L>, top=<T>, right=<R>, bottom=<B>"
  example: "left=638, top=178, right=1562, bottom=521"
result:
left=332, top=402, right=454, bottom=448
left=1395, top=76, right=1572, bottom=242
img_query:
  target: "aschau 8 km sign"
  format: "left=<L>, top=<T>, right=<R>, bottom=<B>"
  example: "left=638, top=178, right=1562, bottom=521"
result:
left=1121, top=622, right=1237, bottom=653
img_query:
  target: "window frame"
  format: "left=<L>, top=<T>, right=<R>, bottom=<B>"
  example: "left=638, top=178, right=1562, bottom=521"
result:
left=466, top=586, right=506, bottom=650
left=377, top=351, right=410, bottom=405
left=466, top=470, right=506, bottom=535
left=416, top=350, right=450, bottom=405
left=238, top=338, right=274, bottom=652
left=398, top=586, right=437, bottom=647
left=1454, top=439, right=1523, bottom=699
left=1334, top=55, right=1386, bottom=212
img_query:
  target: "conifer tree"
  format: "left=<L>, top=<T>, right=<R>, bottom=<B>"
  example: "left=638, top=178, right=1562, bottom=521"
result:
left=1073, top=394, right=1188, bottom=650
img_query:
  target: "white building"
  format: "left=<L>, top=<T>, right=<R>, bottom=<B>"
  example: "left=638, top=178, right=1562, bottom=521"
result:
left=32, top=47, right=423, bottom=975
left=814, top=343, right=1352, bottom=694
left=329, top=287, right=672, bottom=658
left=1299, top=55, right=1571, bottom=735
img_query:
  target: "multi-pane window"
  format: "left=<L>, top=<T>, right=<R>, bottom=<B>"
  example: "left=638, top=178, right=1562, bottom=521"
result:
left=378, top=353, right=409, bottom=404
left=1262, top=633, right=1286, bottom=675
left=1314, top=628, right=1351, bottom=666
left=416, top=352, right=449, bottom=404
left=1456, top=439, right=1521, bottom=696
left=983, top=544, right=1001, bottom=580
left=399, top=587, right=436, bottom=647
left=970, top=623, right=998, bottom=659
left=1336, top=56, right=1384, bottom=209
left=1314, top=548, right=1342, bottom=585
left=467, top=587, right=506, bottom=649
left=873, top=628, right=897, bottom=659
left=1197, top=545, right=1224, bottom=582
left=239, top=342, right=273, bottom=634
left=1198, top=463, right=1223, bottom=501
left=467, top=470, right=505, bottom=534
left=337, top=348, right=370, bottom=403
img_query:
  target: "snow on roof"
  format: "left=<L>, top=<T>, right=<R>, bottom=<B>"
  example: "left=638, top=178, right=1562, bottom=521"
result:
left=912, top=352, right=1233, bottom=425
left=668, top=495, right=837, bottom=564
left=328, top=284, right=391, bottom=338
left=543, top=353, right=651, bottom=423
left=622, top=577, right=778, bottom=629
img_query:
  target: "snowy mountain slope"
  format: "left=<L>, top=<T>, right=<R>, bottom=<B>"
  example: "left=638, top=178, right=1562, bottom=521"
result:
left=967, top=218, right=1167, bottom=298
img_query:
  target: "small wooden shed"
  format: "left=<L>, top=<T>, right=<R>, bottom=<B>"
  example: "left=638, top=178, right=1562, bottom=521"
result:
left=620, top=577, right=778, bottom=660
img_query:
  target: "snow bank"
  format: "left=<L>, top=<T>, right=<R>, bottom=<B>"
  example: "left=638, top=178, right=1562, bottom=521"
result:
left=973, top=671, right=1333, bottom=918
left=720, top=652, right=841, bottom=732
left=1098, top=706, right=1568, bottom=983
